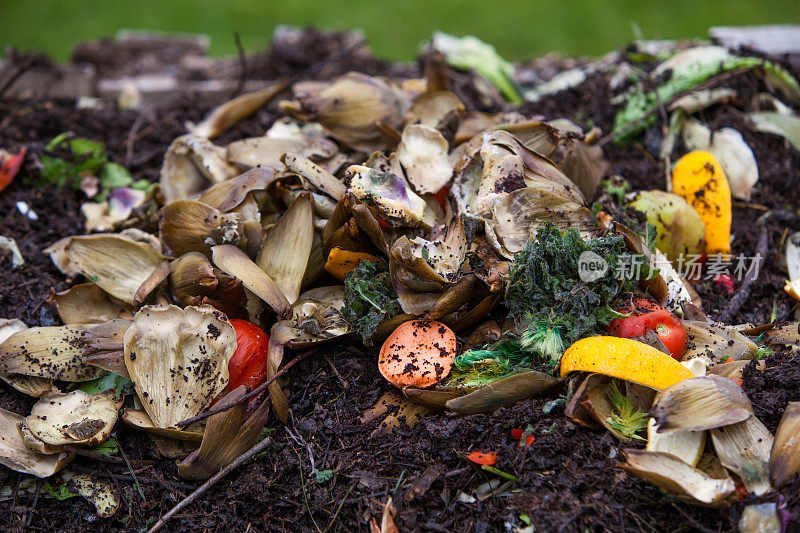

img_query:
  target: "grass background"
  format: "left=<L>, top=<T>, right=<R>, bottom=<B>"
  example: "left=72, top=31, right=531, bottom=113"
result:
left=2, top=0, right=800, bottom=62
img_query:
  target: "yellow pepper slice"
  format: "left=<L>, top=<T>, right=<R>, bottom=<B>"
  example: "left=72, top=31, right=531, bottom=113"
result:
left=671, top=151, right=732, bottom=256
left=323, top=247, right=379, bottom=281
left=560, top=336, right=695, bottom=390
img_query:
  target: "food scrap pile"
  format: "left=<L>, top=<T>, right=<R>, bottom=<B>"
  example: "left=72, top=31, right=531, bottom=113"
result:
left=1, top=30, right=800, bottom=531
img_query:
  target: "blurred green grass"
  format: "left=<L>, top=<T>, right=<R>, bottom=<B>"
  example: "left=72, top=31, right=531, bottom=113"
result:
left=2, top=0, right=799, bottom=62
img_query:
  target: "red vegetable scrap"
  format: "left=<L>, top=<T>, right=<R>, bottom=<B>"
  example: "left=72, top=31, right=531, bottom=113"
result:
left=0, top=147, right=26, bottom=193
left=510, top=428, right=535, bottom=446
left=226, top=319, right=270, bottom=393
left=378, top=320, right=457, bottom=388
left=607, top=298, right=687, bottom=359
left=466, top=451, right=497, bottom=465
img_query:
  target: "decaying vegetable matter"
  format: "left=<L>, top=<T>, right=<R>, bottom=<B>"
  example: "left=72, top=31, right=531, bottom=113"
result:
left=0, top=32, right=798, bottom=529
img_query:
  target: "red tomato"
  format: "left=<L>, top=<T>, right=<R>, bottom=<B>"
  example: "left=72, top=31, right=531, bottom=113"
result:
left=0, top=147, right=26, bottom=193
left=713, top=274, right=734, bottom=294
left=607, top=299, right=687, bottom=359
left=226, top=319, right=270, bottom=393
left=465, top=451, right=497, bottom=465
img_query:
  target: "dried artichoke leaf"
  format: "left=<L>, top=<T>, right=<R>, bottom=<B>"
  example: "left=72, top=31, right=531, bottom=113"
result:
left=62, top=234, right=166, bottom=306
left=646, top=418, right=706, bottom=467
left=123, top=305, right=236, bottom=428
left=61, top=470, right=120, bottom=517
left=160, top=134, right=239, bottom=204
left=283, top=152, right=347, bottom=200
left=651, top=375, right=753, bottom=433
left=682, top=321, right=759, bottom=362
left=397, top=124, right=453, bottom=194
left=255, top=193, right=314, bottom=304
left=770, top=401, right=800, bottom=488
left=282, top=72, right=409, bottom=151
left=710, top=416, right=773, bottom=496
left=211, top=245, right=290, bottom=316
left=346, top=165, right=426, bottom=226
left=50, top=283, right=133, bottom=325
left=0, top=407, right=72, bottom=477
left=406, top=91, right=465, bottom=142
left=177, top=386, right=270, bottom=480
left=620, top=449, right=736, bottom=506
left=160, top=200, right=242, bottom=258
left=25, top=389, right=118, bottom=447
left=488, top=187, right=593, bottom=258
left=193, top=167, right=277, bottom=212
left=0, top=325, right=104, bottom=381
left=445, top=370, right=561, bottom=415
left=121, top=408, right=203, bottom=441
left=190, top=81, right=287, bottom=139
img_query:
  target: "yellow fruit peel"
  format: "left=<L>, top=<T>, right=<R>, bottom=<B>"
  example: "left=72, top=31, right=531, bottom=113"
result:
left=560, top=336, right=696, bottom=390
left=671, top=151, right=732, bottom=256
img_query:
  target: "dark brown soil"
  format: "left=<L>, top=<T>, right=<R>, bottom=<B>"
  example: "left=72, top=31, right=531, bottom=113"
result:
left=1, top=30, right=799, bottom=532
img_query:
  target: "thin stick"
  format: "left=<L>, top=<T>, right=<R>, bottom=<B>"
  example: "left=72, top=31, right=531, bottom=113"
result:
left=176, top=350, right=312, bottom=427
left=147, top=437, right=272, bottom=533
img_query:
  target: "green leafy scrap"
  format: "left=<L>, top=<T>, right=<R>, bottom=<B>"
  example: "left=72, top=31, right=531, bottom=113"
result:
left=606, top=382, right=648, bottom=441
left=504, top=224, right=634, bottom=367
left=38, top=132, right=135, bottom=201
left=342, top=260, right=401, bottom=343
left=314, top=469, right=334, bottom=484
left=613, top=53, right=800, bottom=145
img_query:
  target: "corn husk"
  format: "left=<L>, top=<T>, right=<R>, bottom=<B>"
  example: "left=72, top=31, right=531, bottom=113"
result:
left=57, top=234, right=166, bottom=306
left=769, top=401, right=800, bottom=489
left=0, top=325, right=103, bottom=381
left=646, top=418, right=706, bottom=467
left=193, top=167, right=277, bottom=212
left=280, top=72, right=409, bottom=152
left=255, top=193, right=314, bottom=303
left=397, top=124, right=453, bottom=194
left=211, top=245, right=290, bottom=316
left=123, top=305, right=236, bottom=428
left=682, top=321, right=759, bottom=362
left=177, top=386, right=270, bottom=480
left=651, top=375, right=753, bottom=433
left=620, top=449, right=736, bottom=506
left=49, top=283, right=133, bottom=324
left=710, top=416, right=773, bottom=496
left=0, top=407, right=72, bottom=477
left=23, top=389, right=119, bottom=448
left=160, top=134, right=239, bottom=203
left=190, top=82, right=287, bottom=139
left=121, top=409, right=204, bottom=441
left=160, top=200, right=242, bottom=258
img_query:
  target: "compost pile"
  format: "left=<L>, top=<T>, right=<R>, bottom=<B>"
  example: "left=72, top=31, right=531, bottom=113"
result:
left=1, top=29, right=800, bottom=532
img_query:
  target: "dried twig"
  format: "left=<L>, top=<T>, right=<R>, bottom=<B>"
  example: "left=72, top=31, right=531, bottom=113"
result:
left=146, top=437, right=272, bottom=533
left=176, top=350, right=313, bottom=427
left=719, top=225, right=769, bottom=323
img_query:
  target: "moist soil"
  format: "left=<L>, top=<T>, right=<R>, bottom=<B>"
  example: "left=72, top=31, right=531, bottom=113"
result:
left=1, top=32, right=800, bottom=532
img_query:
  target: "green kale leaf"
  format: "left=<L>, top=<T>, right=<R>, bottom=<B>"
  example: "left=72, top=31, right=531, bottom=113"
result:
left=504, top=224, right=634, bottom=368
left=342, top=260, right=401, bottom=344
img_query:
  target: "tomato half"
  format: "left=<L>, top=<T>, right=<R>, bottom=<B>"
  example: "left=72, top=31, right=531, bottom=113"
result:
left=226, top=319, right=270, bottom=393
left=607, top=299, right=687, bottom=359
